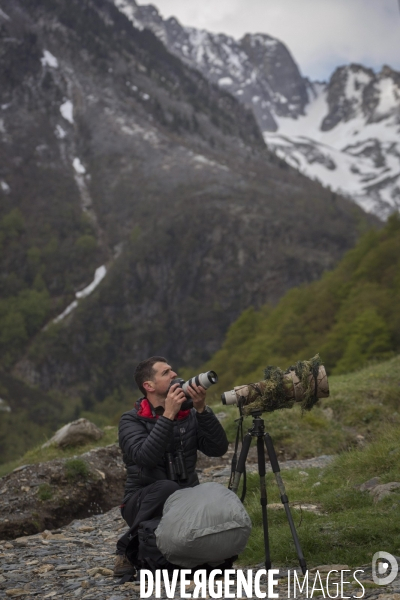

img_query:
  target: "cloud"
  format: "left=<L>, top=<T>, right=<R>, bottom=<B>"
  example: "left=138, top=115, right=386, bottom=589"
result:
left=136, top=0, right=400, bottom=80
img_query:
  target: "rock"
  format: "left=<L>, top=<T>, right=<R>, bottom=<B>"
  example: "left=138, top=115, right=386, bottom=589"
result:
left=0, top=445, right=125, bottom=540
left=310, top=564, right=349, bottom=573
left=370, top=482, right=400, bottom=503
left=34, top=564, right=54, bottom=574
left=12, top=465, right=30, bottom=473
left=267, top=502, right=324, bottom=514
left=322, top=407, right=334, bottom=420
left=358, top=477, right=381, bottom=492
left=42, top=418, right=104, bottom=449
left=87, top=567, right=113, bottom=577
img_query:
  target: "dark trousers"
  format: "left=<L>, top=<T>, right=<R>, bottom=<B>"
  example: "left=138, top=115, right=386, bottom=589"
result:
left=116, top=480, right=180, bottom=556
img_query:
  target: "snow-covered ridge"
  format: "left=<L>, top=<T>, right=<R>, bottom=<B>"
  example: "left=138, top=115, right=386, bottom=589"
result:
left=114, top=1, right=400, bottom=218
left=265, top=66, right=400, bottom=219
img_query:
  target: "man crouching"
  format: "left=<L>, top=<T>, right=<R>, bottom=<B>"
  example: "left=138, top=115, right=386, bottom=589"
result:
left=114, top=356, right=228, bottom=577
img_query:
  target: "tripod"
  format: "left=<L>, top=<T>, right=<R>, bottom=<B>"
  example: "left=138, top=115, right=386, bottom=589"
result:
left=230, top=410, right=307, bottom=574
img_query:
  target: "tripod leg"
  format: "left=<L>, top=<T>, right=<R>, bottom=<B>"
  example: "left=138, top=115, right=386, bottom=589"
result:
left=230, top=433, right=252, bottom=494
left=257, top=436, right=271, bottom=571
left=264, top=433, right=307, bottom=575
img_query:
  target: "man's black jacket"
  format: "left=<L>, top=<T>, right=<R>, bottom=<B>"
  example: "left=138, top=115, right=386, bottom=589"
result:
left=119, top=399, right=229, bottom=501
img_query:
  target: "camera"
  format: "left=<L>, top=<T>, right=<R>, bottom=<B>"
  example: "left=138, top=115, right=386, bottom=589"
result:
left=221, top=356, right=329, bottom=415
left=169, top=371, right=218, bottom=410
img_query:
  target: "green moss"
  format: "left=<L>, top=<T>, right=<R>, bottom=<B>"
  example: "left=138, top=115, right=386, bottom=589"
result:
left=37, top=483, right=53, bottom=501
left=64, top=458, right=90, bottom=481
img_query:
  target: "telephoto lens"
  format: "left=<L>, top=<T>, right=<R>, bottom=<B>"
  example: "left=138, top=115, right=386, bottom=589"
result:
left=221, top=356, right=329, bottom=415
left=169, top=371, right=219, bottom=410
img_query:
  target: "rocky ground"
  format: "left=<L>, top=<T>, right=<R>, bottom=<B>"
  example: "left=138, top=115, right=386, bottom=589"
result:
left=1, top=453, right=399, bottom=599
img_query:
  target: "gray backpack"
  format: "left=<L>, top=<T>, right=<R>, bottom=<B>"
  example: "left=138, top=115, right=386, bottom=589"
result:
left=155, top=482, right=251, bottom=568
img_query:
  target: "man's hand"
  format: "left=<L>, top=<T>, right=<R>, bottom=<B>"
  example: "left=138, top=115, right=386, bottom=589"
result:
left=164, top=383, right=186, bottom=420
left=187, top=383, right=206, bottom=413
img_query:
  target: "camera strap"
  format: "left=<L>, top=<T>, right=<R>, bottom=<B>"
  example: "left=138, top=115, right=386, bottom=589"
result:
left=228, top=403, right=247, bottom=503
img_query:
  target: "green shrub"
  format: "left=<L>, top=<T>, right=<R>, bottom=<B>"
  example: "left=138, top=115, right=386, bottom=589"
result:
left=0, top=209, right=25, bottom=240
left=64, top=458, right=89, bottom=481
left=37, top=483, right=53, bottom=501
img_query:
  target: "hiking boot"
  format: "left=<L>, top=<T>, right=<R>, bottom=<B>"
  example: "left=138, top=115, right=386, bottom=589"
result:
left=113, top=554, right=135, bottom=577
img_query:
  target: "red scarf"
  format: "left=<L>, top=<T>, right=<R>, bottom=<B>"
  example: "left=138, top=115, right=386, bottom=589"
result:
left=137, top=398, right=190, bottom=420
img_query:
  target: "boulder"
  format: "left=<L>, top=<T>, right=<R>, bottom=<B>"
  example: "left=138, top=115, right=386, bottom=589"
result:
left=357, top=477, right=400, bottom=502
left=358, top=477, right=381, bottom=492
left=42, top=418, right=103, bottom=449
left=370, top=482, right=400, bottom=503
left=0, top=444, right=125, bottom=540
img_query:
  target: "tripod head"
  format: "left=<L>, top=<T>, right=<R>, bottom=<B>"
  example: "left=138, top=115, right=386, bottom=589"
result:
left=248, top=410, right=265, bottom=436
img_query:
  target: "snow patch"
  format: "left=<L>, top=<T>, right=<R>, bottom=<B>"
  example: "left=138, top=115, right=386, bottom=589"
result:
left=55, top=125, right=67, bottom=139
left=345, top=69, right=372, bottom=104
left=53, top=266, right=107, bottom=323
left=60, top=100, right=73, bottom=124
left=76, top=265, right=107, bottom=299
left=114, top=0, right=144, bottom=30
left=218, top=77, right=233, bottom=86
left=41, top=50, right=58, bottom=68
left=73, top=157, right=86, bottom=174
left=250, top=35, right=278, bottom=48
left=0, top=8, right=10, bottom=20
left=192, top=154, right=229, bottom=171
left=0, top=398, right=11, bottom=413
left=265, top=79, right=400, bottom=218
left=53, top=300, right=78, bottom=324
left=274, top=92, right=288, bottom=104
left=374, top=77, right=399, bottom=117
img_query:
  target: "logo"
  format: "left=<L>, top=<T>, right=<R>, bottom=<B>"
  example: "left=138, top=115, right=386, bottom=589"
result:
left=372, top=552, right=398, bottom=585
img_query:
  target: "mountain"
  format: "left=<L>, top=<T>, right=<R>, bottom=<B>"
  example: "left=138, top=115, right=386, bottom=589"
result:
left=203, top=213, right=400, bottom=395
left=123, top=0, right=400, bottom=219
left=0, top=0, right=376, bottom=461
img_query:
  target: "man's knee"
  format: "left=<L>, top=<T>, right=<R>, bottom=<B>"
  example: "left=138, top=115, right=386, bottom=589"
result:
left=153, top=479, right=180, bottom=502
left=158, top=479, right=181, bottom=495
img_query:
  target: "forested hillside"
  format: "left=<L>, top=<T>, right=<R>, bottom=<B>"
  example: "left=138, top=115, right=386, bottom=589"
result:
left=0, top=0, right=378, bottom=463
left=205, top=214, right=400, bottom=392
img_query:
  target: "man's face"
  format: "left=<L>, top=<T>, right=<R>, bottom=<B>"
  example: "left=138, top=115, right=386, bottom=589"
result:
left=147, top=362, right=177, bottom=396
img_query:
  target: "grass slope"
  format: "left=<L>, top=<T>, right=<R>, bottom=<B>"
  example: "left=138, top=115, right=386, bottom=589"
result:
left=202, top=213, right=400, bottom=390
left=242, top=423, right=400, bottom=568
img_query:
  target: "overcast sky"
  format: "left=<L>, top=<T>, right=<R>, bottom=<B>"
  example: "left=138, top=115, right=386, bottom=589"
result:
left=136, top=0, right=400, bottom=81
